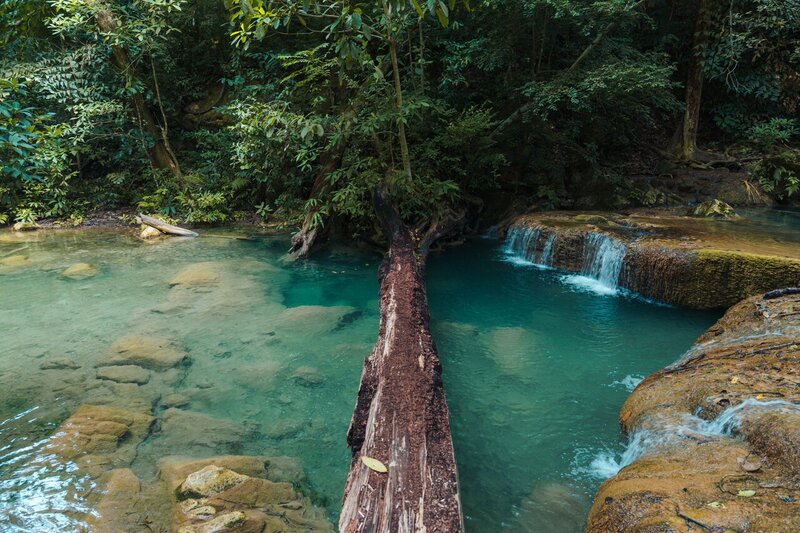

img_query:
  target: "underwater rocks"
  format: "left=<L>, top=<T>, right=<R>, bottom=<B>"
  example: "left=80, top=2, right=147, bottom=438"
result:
left=270, top=305, right=360, bottom=336
left=0, top=254, right=28, bottom=268
left=98, top=335, right=188, bottom=370
left=45, top=404, right=154, bottom=476
left=160, top=456, right=334, bottom=532
left=40, top=357, right=81, bottom=370
left=506, top=211, right=800, bottom=308
left=587, top=291, right=800, bottom=532
left=290, top=366, right=324, bottom=387
left=61, top=262, right=100, bottom=280
left=155, top=409, right=246, bottom=456
left=96, top=364, right=151, bottom=385
left=170, top=262, right=222, bottom=288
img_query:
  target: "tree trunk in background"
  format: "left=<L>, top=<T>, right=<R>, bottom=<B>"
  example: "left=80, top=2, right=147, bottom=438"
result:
left=674, top=0, right=711, bottom=160
left=339, top=185, right=463, bottom=533
left=382, top=0, right=413, bottom=182
left=95, top=8, right=182, bottom=176
left=289, top=147, right=344, bottom=258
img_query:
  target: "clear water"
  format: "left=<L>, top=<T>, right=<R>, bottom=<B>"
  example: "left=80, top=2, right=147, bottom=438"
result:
left=0, top=229, right=720, bottom=531
left=427, top=240, right=719, bottom=531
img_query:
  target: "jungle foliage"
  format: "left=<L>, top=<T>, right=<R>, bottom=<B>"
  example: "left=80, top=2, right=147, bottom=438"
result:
left=0, top=0, right=798, bottom=238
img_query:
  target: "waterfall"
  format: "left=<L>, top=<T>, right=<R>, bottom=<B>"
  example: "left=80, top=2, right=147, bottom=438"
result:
left=540, top=234, right=556, bottom=265
left=588, top=399, right=800, bottom=479
left=505, top=227, right=628, bottom=293
left=504, top=226, right=554, bottom=267
left=581, top=233, right=626, bottom=288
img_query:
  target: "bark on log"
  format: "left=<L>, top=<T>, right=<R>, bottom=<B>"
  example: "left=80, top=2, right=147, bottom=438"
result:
left=340, top=186, right=463, bottom=533
left=138, top=214, right=198, bottom=237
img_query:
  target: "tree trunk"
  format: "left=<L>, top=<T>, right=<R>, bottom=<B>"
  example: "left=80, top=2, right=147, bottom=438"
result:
left=340, top=185, right=463, bottom=533
left=95, top=7, right=181, bottom=176
left=382, top=0, right=413, bottom=182
left=674, top=0, right=711, bottom=160
left=289, top=147, right=344, bottom=258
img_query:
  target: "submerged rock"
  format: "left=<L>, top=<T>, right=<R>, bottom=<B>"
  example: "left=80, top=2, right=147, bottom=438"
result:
left=270, top=305, right=359, bottom=336
left=289, top=366, right=324, bottom=387
left=511, top=483, right=588, bottom=533
left=99, top=336, right=188, bottom=370
left=96, top=365, right=151, bottom=385
left=0, top=254, right=28, bottom=268
left=89, top=469, right=146, bottom=533
left=61, top=262, right=100, bottom=280
left=157, top=409, right=245, bottom=454
left=44, top=404, right=154, bottom=475
left=170, top=262, right=222, bottom=288
left=40, top=357, right=81, bottom=370
left=688, top=198, right=736, bottom=218
left=486, top=327, right=536, bottom=375
left=161, top=392, right=190, bottom=409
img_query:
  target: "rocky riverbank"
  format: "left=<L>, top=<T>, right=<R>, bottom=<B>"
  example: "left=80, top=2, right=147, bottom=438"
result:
left=587, top=290, right=800, bottom=532
left=504, top=209, right=800, bottom=308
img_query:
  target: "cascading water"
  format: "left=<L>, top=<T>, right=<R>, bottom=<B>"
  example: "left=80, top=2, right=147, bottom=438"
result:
left=504, top=226, right=553, bottom=267
left=559, top=232, right=627, bottom=296
left=581, top=233, right=626, bottom=288
left=540, top=234, right=556, bottom=265
left=588, top=399, right=800, bottom=479
left=505, top=226, right=628, bottom=295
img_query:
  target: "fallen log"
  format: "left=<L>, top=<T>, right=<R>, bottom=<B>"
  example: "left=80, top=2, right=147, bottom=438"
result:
left=340, top=186, right=463, bottom=533
left=137, top=214, right=198, bottom=237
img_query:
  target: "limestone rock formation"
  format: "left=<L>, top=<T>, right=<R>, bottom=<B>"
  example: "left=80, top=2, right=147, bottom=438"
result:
left=160, top=456, right=334, bottom=533
left=587, top=291, right=800, bottom=532
left=506, top=211, right=800, bottom=308
left=44, top=404, right=154, bottom=477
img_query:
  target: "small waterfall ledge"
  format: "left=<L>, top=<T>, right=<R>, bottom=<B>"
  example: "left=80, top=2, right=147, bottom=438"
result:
left=587, top=290, right=800, bottom=532
left=504, top=211, right=800, bottom=308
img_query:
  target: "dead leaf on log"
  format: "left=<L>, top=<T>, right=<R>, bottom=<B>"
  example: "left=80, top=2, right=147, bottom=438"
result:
left=361, top=456, right=388, bottom=473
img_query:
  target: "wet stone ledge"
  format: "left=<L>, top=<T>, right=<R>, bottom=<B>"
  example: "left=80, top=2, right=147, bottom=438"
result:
left=587, top=290, right=800, bottom=532
left=504, top=211, right=800, bottom=309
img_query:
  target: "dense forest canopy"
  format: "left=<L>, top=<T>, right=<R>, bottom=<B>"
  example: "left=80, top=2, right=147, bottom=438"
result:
left=1, top=0, right=798, bottom=248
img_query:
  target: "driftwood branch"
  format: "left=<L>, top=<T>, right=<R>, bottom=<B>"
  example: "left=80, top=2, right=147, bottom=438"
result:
left=137, top=214, right=198, bottom=237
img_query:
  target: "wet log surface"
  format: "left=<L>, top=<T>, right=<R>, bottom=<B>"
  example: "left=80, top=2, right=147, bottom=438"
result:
left=340, top=188, right=463, bottom=532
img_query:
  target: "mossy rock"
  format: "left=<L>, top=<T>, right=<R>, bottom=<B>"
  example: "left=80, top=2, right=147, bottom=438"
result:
left=679, top=250, right=800, bottom=308
left=688, top=199, right=736, bottom=219
left=12, top=221, right=38, bottom=232
left=573, top=214, right=610, bottom=225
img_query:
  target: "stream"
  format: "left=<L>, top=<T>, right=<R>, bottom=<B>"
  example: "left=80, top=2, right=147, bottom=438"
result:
left=0, top=228, right=720, bottom=531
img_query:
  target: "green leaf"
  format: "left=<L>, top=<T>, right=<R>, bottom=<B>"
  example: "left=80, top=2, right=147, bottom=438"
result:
left=361, top=456, right=388, bottom=473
